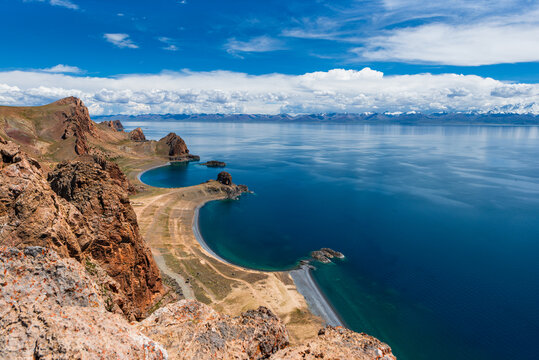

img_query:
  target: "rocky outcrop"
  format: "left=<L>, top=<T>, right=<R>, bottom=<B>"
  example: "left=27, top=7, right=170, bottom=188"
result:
left=0, top=246, right=168, bottom=360
left=162, top=132, right=188, bottom=155
left=56, top=97, right=97, bottom=155
left=139, top=300, right=289, bottom=359
left=0, top=140, right=165, bottom=319
left=273, top=326, right=396, bottom=360
left=158, top=132, right=200, bottom=161
left=217, top=171, right=232, bottom=185
left=1, top=247, right=395, bottom=359
left=101, top=119, right=125, bottom=131
left=200, top=160, right=226, bottom=167
left=47, top=159, right=164, bottom=319
left=310, top=248, right=345, bottom=264
left=212, top=172, right=249, bottom=199
left=91, top=153, right=136, bottom=194
left=129, top=127, right=147, bottom=141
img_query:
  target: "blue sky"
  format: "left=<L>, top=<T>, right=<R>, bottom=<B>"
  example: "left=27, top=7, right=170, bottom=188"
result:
left=0, top=0, right=538, bottom=114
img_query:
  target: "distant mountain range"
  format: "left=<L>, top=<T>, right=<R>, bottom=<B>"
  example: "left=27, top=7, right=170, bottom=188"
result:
left=94, top=112, right=539, bottom=125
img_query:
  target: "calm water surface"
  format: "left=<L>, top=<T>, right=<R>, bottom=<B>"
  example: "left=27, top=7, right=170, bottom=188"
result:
left=133, top=121, right=539, bottom=360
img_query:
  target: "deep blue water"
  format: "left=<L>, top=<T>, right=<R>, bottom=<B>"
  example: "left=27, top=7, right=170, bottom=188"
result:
left=131, top=121, right=539, bottom=360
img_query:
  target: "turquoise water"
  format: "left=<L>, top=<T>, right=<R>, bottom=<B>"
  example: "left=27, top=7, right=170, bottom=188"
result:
left=132, top=121, right=539, bottom=360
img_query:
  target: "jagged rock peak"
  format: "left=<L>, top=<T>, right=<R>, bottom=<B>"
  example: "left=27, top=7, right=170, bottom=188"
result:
left=101, top=119, right=125, bottom=131
left=52, top=96, right=86, bottom=107
left=55, top=96, right=97, bottom=155
left=129, top=127, right=146, bottom=141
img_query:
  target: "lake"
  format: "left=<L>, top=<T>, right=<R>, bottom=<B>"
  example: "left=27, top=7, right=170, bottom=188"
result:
left=134, top=121, right=539, bottom=360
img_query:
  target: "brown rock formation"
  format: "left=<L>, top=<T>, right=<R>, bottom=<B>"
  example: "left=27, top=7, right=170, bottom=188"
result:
left=0, top=140, right=165, bottom=319
left=273, top=326, right=396, bottom=359
left=129, top=127, right=147, bottom=141
left=157, top=132, right=200, bottom=161
left=0, top=246, right=168, bottom=360
left=56, top=97, right=97, bottom=155
left=101, top=119, right=125, bottom=131
left=162, top=132, right=188, bottom=156
left=217, top=171, right=232, bottom=185
left=139, top=300, right=289, bottom=359
left=47, top=160, right=164, bottom=319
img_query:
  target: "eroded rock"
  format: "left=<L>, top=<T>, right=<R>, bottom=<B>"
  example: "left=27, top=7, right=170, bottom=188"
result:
left=129, top=127, right=147, bottom=141
left=101, top=119, right=125, bottom=131
left=0, top=247, right=168, bottom=360
left=139, top=300, right=289, bottom=359
left=272, top=326, right=396, bottom=360
left=0, top=140, right=165, bottom=319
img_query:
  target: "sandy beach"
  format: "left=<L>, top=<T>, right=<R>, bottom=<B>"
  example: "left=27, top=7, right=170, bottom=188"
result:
left=130, top=166, right=327, bottom=342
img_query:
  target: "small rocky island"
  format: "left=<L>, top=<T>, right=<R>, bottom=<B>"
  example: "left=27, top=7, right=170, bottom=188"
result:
left=200, top=160, right=226, bottom=167
left=310, top=248, right=345, bottom=264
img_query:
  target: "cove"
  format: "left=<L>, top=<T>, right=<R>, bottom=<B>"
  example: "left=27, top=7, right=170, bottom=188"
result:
left=135, top=121, right=539, bottom=360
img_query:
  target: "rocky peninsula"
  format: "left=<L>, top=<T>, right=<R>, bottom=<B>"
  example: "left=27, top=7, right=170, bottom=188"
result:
left=0, top=97, right=396, bottom=359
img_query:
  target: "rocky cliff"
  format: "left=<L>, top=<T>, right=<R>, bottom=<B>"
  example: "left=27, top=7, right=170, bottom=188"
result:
left=0, top=139, right=165, bottom=319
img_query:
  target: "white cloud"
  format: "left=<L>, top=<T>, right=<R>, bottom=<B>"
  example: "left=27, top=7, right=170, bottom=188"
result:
left=158, top=37, right=179, bottom=51
left=103, top=33, right=139, bottom=49
left=281, top=1, right=539, bottom=66
left=0, top=68, right=537, bottom=115
left=225, top=36, right=285, bottom=54
left=40, top=64, right=83, bottom=74
left=354, top=21, right=539, bottom=66
left=26, top=0, right=79, bottom=10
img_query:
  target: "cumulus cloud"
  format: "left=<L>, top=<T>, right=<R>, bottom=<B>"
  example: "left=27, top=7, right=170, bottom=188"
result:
left=0, top=68, right=537, bottom=115
left=103, top=33, right=139, bottom=49
left=225, top=36, right=285, bottom=54
left=40, top=64, right=83, bottom=74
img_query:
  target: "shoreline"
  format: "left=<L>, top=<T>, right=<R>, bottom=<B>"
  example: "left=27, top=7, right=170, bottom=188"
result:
left=192, top=202, right=234, bottom=266
left=191, top=195, right=345, bottom=328
left=136, top=161, right=171, bottom=182
left=133, top=161, right=344, bottom=337
left=290, top=265, right=345, bottom=327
